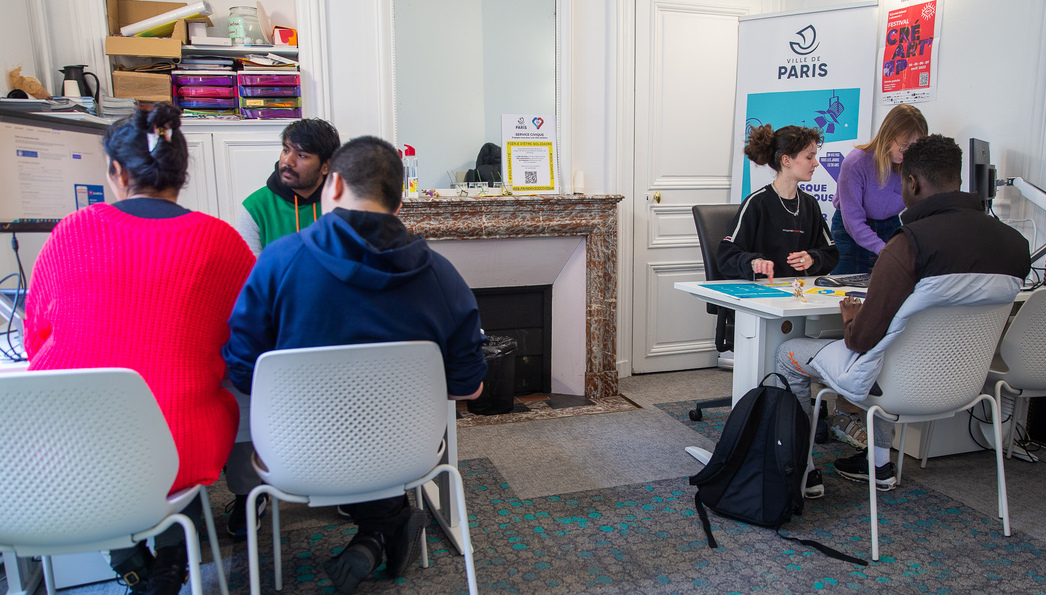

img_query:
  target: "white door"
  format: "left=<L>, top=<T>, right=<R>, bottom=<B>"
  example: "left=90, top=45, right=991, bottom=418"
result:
left=631, top=0, right=764, bottom=373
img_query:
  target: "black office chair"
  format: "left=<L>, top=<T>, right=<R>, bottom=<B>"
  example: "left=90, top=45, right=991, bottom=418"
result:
left=689, top=204, right=739, bottom=421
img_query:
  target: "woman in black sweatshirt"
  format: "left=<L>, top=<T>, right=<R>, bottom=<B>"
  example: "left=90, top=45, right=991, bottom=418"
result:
left=718, top=124, right=839, bottom=282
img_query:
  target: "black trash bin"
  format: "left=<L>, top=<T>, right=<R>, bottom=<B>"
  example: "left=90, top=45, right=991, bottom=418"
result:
left=467, top=335, right=518, bottom=415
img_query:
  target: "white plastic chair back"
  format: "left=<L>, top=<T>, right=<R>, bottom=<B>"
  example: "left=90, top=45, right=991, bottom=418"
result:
left=872, top=303, right=1010, bottom=417
left=0, top=368, right=178, bottom=555
left=251, top=341, right=448, bottom=505
left=997, top=288, right=1046, bottom=389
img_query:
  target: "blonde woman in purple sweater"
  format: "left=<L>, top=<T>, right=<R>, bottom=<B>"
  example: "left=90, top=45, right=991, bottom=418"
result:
left=832, top=104, right=927, bottom=274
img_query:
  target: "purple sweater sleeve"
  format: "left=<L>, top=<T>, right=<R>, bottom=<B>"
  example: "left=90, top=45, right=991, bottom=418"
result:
left=835, top=148, right=904, bottom=254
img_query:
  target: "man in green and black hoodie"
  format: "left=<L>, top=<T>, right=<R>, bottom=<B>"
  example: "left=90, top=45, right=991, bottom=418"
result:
left=235, top=118, right=341, bottom=254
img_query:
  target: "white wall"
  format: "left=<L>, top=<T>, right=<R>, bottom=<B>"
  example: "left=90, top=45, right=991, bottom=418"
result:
left=1, top=1, right=39, bottom=97
left=779, top=0, right=1046, bottom=261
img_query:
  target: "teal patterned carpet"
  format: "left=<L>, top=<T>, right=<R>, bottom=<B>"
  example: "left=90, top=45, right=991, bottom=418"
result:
left=54, top=401, right=1046, bottom=594
left=197, top=402, right=1046, bottom=594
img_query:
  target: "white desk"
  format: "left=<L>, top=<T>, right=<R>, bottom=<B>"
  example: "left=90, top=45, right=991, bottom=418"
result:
left=675, top=280, right=1034, bottom=460
left=674, top=279, right=851, bottom=405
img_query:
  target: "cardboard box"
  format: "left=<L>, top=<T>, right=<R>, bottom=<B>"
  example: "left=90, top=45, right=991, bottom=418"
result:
left=112, top=71, right=172, bottom=103
left=105, top=0, right=188, bottom=59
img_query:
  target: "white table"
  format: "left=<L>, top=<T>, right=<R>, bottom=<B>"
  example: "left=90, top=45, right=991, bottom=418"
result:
left=675, top=279, right=1035, bottom=460
left=675, top=279, right=852, bottom=405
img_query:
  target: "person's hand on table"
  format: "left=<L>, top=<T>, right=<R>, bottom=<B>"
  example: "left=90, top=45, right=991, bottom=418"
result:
left=840, top=295, right=862, bottom=324
left=752, top=258, right=775, bottom=283
left=787, top=251, right=814, bottom=272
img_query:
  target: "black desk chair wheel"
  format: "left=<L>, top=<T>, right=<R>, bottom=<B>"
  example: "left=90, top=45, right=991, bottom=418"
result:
left=689, top=204, right=740, bottom=422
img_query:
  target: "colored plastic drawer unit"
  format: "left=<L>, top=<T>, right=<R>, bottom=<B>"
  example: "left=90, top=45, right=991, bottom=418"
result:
left=178, top=97, right=237, bottom=109
left=238, top=86, right=301, bottom=97
left=238, top=73, right=300, bottom=86
left=241, top=108, right=302, bottom=119
left=177, top=86, right=237, bottom=98
left=240, top=97, right=302, bottom=109
left=172, top=74, right=235, bottom=86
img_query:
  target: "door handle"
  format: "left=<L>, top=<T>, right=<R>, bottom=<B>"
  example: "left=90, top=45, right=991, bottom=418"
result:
left=652, top=191, right=661, bottom=204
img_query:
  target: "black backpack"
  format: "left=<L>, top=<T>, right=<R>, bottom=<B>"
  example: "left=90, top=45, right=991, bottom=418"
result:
left=689, top=373, right=866, bottom=565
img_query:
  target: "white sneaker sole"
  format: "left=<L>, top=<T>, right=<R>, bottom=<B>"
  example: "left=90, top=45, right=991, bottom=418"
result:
left=837, top=470, right=896, bottom=491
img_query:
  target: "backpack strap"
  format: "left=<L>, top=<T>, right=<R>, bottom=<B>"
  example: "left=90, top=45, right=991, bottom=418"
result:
left=760, top=372, right=792, bottom=390
left=693, top=491, right=719, bottom=549
left=774, top=525, right=867, bottom=566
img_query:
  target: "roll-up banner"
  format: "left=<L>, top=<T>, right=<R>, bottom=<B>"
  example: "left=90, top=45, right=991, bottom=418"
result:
left=729, top=2, right=878, bottom=225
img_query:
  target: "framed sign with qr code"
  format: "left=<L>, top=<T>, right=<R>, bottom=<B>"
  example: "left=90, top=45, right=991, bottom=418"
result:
left=502, top=114, right=559, bottom=194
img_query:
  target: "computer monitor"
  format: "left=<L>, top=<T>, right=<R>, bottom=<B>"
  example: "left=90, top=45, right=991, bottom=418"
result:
left=969, top=137, right=996, bottom=211
left=0, top=109, right=111, bottom=233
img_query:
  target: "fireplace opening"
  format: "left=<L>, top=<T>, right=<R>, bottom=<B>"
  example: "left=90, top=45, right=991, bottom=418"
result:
left=473, top=285, right=552, bottom=395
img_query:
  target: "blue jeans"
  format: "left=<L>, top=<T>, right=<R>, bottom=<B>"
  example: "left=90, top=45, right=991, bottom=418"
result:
left=831, top=210, right=901, bottom=274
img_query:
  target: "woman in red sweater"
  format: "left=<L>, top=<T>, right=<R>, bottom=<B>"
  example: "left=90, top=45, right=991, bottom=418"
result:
left=24, top=103, right=255, bottom=594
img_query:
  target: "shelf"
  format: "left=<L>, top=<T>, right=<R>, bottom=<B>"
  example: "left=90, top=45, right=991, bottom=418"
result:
left=181, top=118, right=293, bottom=127
left=182, top=45, right=299, bottom=57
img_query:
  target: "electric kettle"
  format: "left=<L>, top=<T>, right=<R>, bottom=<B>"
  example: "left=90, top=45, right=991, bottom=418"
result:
left=59, top=65, right=100, bottom=103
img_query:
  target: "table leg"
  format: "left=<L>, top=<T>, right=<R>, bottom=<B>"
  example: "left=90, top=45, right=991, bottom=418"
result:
left=731, top=312, right=810, bottom=406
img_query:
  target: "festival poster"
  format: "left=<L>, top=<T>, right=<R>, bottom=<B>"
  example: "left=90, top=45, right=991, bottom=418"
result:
left=881, top=0, right=941, bottom=104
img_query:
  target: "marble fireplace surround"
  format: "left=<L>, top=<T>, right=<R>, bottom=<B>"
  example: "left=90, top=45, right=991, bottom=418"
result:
left=399, top=194, right=624, bottom=400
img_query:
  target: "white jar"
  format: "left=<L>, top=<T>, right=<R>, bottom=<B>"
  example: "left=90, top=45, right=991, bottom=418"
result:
left=228, top=6, right=264, bottom=45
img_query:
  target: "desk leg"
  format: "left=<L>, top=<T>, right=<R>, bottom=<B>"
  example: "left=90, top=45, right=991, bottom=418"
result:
left=3, top=554, right=42, bottom=595
left=731, top=312, right=809, bottom=406
left=421, top=402, right=468, bottom=556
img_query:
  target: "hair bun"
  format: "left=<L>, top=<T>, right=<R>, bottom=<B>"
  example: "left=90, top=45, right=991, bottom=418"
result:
left=743, top=124, right=776, bottom=166
left=147, top=102, right=182, bottom=133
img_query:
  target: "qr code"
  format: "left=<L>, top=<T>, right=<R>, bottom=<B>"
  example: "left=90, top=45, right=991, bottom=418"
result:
left=524, top=170, right=538, bottom=184
left=919, top=72, right=929, bottom=86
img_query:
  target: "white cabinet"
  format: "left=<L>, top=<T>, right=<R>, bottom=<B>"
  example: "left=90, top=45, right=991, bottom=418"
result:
left=180, top=123, right=286, bottom=224
left=182, top=131, right=220, bottom=217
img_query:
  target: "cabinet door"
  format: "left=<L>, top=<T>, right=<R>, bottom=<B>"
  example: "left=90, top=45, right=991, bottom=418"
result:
left=211, top=131, right=284, bottom=225
left=181, top=132, right=220, bottom=218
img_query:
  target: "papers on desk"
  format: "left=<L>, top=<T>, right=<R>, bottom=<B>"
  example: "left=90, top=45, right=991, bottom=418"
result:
left=806, top=287, right=848, bottom=297
left=699, top=282, right=793, bottom=298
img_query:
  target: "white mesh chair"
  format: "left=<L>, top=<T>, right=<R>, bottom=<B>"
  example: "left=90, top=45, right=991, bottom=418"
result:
left=807, top=303, right=1012, bottom=561
left=245, top=341, right=478, bottom=595
left=0, top=368, right=228, bottom=595
left=984, top=289, right=1046, bottom=458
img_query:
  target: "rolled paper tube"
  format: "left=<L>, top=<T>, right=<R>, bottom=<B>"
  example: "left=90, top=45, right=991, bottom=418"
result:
left=120, top=1, right=213, bottom=38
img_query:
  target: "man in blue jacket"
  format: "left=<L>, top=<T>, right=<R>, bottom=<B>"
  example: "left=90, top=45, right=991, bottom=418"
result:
left=775, top=134, right=1030, bottom=499
left=223, top=135, right=487, bottom=593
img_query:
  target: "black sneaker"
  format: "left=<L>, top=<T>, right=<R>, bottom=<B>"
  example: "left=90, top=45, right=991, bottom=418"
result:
left=385, top=508, right=428, bottom=578
left=225, top=493, right=269, bottom=538
left=834, top=450, right=897, bottom=490
left=814, top=418, right=829, bottom=444
left=111, top=542, right=153, bottom=594
left=804, top=469, right=825, bottom=499
left=146, top=545, right=188, bottom=595
left=323, top=533, right=383, bottom=594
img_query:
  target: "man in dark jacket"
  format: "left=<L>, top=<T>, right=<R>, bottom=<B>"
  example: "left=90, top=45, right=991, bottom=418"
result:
left=224, top=135, right=487, bottom=593
left=776, top=134, right=1030, bottom=498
